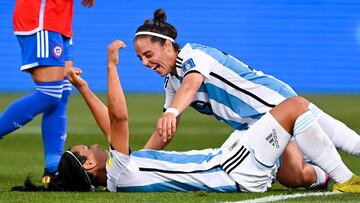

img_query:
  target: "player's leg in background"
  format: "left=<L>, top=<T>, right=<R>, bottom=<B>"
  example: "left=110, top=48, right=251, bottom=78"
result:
left=41, top=77, right=69, bottom=176
left=0, top=81, right=63, bottom=137
left=42, top=36, right=73, bottom=178
left=0, top=31, right=63, bottom=139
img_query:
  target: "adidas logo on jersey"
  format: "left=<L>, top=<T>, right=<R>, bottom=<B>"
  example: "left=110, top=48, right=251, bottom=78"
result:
left=265, top=129, right=279, bottom=148
left=228, top=140, right=240, bottom=151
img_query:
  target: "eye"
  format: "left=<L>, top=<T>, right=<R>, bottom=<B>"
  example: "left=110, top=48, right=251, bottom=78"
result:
left=144, top=53, right=153, bottom=58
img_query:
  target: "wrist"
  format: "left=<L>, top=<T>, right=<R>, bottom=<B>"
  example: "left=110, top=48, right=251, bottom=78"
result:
left=76, top=82, right=88, bottom=92
left=165, top=108, right=180, bottom=117
left=107, top=64, right=117, bottom=69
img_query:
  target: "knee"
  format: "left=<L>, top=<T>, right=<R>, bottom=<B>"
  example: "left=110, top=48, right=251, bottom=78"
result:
left=286, top=96, right=309, bottom=109
left=282, top=96, right=310, bottom=117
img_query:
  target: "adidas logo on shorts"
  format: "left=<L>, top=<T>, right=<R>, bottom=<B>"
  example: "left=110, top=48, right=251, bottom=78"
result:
left=265, top=129, right=279, bottom=148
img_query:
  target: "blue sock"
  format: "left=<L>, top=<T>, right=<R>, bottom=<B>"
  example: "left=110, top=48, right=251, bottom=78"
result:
left=42, top=78, right=72, bottom=174
left=0, top=80, right=63, bottom=138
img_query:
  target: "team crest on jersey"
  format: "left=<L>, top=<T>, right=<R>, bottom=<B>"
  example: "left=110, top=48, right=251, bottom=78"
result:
left=181, top=58, right=195, bottom=72
left=107, top=151, right=113, bottom=168
left=52, top=45, right=63, bottom=58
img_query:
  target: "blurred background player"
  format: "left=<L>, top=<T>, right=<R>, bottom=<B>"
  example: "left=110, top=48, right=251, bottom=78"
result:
left=0, top=0, right=94, bottom=184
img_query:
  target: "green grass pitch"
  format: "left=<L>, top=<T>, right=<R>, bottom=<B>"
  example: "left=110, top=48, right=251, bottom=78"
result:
left=0, top=93, right=360, bottom=202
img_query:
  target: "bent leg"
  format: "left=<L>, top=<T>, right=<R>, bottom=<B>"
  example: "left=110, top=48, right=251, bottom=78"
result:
left=32, top=66, right=66, bottom=175
left=309, top=103, right=360, bottom=156
left=293, top=110, right=353, bottom=184
left=277, top=142, right=316, bottom=188
left=271, top=96, right=354, bottom=184
left=221, top=113, right=293, bottom=192
left=0, top=80, right=63, bottom=137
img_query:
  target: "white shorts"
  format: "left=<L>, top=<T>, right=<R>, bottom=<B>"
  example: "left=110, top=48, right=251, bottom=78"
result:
left=220, top=113, right=291, bottom=192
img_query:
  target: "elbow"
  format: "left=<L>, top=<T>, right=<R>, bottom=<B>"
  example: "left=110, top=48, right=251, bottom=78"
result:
left=108, top=105, right=128, bottom=123
left=109, top=112, right=128, bottom=124
left=109, top=115, right=128, bottom=128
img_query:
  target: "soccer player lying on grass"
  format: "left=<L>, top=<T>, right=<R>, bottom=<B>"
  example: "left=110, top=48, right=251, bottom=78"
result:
left=19, top=40, right=360, bottom=193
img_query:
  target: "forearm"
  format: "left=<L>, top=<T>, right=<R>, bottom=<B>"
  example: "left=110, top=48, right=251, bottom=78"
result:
left=107, top=65, right=128, bottom=121
left=170, top=83, right=197, bottom=113
left=146, top=114, right=182, bottom=149
left=77, top=84, right=111, bottom=141
left=155, top=75, right=200, bottom=142
left=107, top=41, right=129, bottom=154
left=169, top=73, right=204, bottom=114
left=143, top=131, right=171, bottom=150
left=107, top=66, right=130, bottom=154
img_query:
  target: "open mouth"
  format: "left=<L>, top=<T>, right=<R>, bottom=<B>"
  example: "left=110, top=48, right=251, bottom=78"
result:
left=151, top=65, right=159, bottom=70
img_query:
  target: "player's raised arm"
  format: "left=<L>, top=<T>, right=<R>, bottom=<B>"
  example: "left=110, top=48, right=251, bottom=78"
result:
left=67, top=67, right=111, bottom=141
left=107, top=40, right=129, bottom=155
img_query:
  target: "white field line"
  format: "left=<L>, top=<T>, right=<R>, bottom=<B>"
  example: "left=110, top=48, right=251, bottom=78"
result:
left=223, top=192, right=340, bottom=203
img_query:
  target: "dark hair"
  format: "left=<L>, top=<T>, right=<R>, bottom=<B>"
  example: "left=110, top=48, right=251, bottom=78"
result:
left=135, top=9, right=180, bottom=51
left=11, top=151, right=99, bottom=192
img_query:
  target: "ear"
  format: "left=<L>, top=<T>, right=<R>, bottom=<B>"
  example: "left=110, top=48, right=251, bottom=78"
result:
left=164, top=40, right=174, bottom=53
left=83, top=159, right=97, bottom=170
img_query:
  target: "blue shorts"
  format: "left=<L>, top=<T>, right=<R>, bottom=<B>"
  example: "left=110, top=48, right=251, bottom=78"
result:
left=16, top=30, right=74, bottom=71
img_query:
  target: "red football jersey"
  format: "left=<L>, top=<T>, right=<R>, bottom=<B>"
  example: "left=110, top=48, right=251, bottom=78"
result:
left=13, top=0, right=74, bottom=37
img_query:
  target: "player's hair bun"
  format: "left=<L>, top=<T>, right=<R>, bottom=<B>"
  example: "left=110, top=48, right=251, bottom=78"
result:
left=153, top=9, right=167, bottom=22
left=136, top=8, right=179, bottom=51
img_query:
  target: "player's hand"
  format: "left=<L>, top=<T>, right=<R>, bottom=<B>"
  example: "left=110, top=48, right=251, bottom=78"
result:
left=82, top=0, right=94, bottom=8
left=107, top=40, right=126, bottom=67
left=67, top=67, right=87, bottom=89
left=157, top=112, right=177, bottom=142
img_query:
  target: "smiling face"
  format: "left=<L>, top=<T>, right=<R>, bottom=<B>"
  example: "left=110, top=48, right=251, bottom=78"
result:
left=134, top=37, right=177, bottom=77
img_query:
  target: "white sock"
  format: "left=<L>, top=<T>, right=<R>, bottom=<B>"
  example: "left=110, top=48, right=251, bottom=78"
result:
left=294, top=111, right=353, bottom=184
left=308, top=165, right=328, bottom=188
left=309, top=103, right=360, bottom=156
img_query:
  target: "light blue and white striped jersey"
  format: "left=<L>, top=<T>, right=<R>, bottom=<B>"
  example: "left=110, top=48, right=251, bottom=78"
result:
left=164, top=43, right=297, bottom=130
left=106, top=148, right=239, bottom=192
